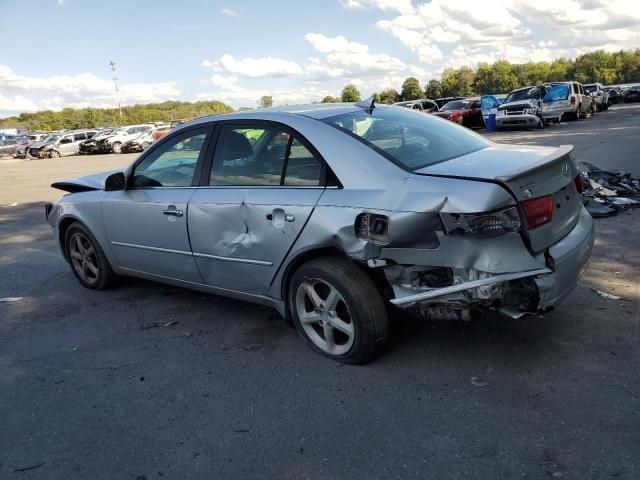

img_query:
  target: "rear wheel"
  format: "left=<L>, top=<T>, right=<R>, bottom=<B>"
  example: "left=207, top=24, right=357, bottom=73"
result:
left=65, top=222, right=117, bottom=289
left=289, top=256, right=389, bottom=364
left=111, top=142, right=122, bottom=154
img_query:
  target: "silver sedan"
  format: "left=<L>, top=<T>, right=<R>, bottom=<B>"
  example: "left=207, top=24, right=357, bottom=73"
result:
left=46, top=101, right=594, bottom=364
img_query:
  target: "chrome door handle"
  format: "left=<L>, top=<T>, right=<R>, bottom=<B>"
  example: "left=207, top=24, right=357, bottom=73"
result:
left=266, top=210, right=295, bottom=223
left=284, top=214, right=295, bottom=222
left=163, top=208, right=183, bottom=217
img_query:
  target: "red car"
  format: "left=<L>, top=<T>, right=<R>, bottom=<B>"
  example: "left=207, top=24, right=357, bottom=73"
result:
left=432, top=97, right=483, bottom=128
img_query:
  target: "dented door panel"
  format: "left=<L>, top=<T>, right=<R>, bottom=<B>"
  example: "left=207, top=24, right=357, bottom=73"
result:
left=188, top=187, right=323, bottom=294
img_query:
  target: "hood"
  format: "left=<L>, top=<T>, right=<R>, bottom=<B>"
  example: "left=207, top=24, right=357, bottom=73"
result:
left=51, top=169, right=125, bottom=193
left=498, top=99, right=537, bottom=110
left=29, top=140, right=53, bottom=148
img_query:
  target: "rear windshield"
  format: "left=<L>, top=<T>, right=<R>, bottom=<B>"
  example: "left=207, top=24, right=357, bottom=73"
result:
left=323, top=106, right=490, bottom=171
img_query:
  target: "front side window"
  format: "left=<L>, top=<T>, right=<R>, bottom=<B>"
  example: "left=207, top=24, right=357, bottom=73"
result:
left=210, top=125, right=322, bottom=187
left=132, top=128, right=209, bottom=187
left=59, top=136, right=73, bottom=144
left=324, top=106, right=490, bottom=171
left=73, top=133, right=86, bottom=141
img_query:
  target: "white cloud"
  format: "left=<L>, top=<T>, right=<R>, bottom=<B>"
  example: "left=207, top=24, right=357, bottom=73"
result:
left=340, top=0, right=415, bottom=15
left=0, top=94, right=38, bottom=114
left=220, top=8, right=240, bottom=17
left=0, top=65, right=179, bottom=115
left=209, top=74, right=241, bottom=91
left=202, top=54, right=303, bottom=78
left=305, top=33, right=407, bottom=74
left=369, top=0, right=640, bottom=71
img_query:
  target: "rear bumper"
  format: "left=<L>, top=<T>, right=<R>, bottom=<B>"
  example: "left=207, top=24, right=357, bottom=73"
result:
left=534, top=206, right=594, bottom=309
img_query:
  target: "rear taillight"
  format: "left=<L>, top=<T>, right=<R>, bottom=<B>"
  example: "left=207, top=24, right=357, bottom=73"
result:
left=574, top=173, right=584, bottom=193
left=570, top=96, right=576, bottom=105
left=440, top=206, right=521, bottom=238
left=521, top=196, right=553, bottom=229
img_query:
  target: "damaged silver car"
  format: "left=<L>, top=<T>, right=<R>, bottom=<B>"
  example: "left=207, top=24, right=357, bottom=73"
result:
left=46, top=100, right=594, bottom=364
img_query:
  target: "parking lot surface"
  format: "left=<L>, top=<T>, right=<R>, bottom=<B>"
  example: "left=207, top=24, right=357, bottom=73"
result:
left=1, top=104, right=639, bottom=479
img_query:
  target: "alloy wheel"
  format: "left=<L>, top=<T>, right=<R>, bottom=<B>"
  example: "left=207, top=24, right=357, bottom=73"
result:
left=295, top=278, right=355, bottom=356
left=68, top=232, right=99, bottom=285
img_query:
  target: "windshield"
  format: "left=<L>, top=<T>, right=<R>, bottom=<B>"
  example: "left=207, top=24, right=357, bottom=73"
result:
left=504, top=87, right=541, bottom=103
left=44, top=134, right=61, bottom=142
left=440, top=100, right=471, bottom=111
left=584, top=85, right=597, bottom=93
left=324, top=106, right=490, bottom=171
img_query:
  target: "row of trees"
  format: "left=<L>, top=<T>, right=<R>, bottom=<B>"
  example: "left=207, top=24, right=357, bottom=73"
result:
left=1, top=100, right=233, bottom=132
left=322, top=48, right=640, bottom=105
left=2, top=49, right=638, bottom=130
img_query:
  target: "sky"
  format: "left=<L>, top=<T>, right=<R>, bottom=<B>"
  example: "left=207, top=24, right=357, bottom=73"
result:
left=0, top=0, right=638, bottom=117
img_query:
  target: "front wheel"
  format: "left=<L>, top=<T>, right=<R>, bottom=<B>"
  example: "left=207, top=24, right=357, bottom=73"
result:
left=111, top=142, right=122, bottom=154
left=65, top=222, right=117, bottom=289
left=289, top=257, right=389, bottom=364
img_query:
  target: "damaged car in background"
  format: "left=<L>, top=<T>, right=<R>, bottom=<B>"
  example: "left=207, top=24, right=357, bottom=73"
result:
left=45, top=101, right=594, bottom=364
left=496, top=85, right=568, bottom=130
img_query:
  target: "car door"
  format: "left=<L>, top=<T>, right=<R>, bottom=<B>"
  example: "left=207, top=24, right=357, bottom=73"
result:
left=542, top=84, right=569, bottom=119
left=102, top=125, right=212, bottom=282
left=58, top=135, right=75, bottom=155
left=188, top=123, right=326, bottom=295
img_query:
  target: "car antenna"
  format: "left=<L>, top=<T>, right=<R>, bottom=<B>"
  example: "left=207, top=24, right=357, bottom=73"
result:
left=356, top=95, right=375, bottom=112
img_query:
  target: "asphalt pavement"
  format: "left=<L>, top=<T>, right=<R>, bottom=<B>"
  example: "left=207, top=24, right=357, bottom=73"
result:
left=1, top=103, right=639, bottom=479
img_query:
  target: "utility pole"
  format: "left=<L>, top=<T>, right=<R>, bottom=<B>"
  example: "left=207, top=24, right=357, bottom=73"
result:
left=110, top=60, right=123, bottom=118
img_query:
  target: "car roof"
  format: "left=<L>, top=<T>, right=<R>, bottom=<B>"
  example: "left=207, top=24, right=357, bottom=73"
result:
left=190, top=103, right=365, bottom=124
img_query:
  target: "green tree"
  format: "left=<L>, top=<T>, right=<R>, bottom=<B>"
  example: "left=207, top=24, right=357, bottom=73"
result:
left=259, top=95, right=273, bottom=108
left=474, top=61, right=519, bottom=94
left=378, top=88, right=400, bottom=104
left=340, top=84, right=361, bottom=102
left=321, top=95, right=339, bottom=103
left=441, top=67, right=476, bottom=97
left=401, top=77, right=423, bottom=100
left=424, top=79, right=443, bottom=99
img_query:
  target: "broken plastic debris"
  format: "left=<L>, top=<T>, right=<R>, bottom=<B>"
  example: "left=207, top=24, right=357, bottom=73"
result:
left=592, top=289, right=625, bottom=300
left=2, top=202, right=18, bottom=207
left=0, top=296, right=23, bottom=303
left=470, top=376, right=488, bottom=387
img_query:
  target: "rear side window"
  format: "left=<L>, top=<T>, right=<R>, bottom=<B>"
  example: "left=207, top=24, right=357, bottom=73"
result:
left=324, top=106, right=490, bottom=171
left=209, top=125, right=322, bottom=187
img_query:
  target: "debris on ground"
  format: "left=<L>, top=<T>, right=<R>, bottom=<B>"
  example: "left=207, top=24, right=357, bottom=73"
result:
left=139, top=321, right=178, bottom=330
left=592, top=289, right=626, bottom=301
left=0, top=296, right=23, bottom=303
left=13, top=462, right=45, bottom=473
left=578, top=162, right=640, bottom=218
left=470, top=376, right=488, bottom=387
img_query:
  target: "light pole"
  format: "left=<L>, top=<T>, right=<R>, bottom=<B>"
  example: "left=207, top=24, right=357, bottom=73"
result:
left=110, top=60, right=123, bottom=118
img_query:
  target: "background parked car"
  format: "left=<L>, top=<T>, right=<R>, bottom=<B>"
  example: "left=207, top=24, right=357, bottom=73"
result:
left=14, top=133, right=48, bottom=158
left=102, top=125, right=154, bottom=153
left=0, top=138, right=18, bottom=156
left=394, top=99, right=439, bottom=113
left=496, top=85, right=567, bottom=130
left=624, top=86, right=640, bottom=103
left=432, top=98, right=483, bottom=127
left=152, top=119, right=192, bottom=141
left=584, top=83, right=609, bottom=111
left=546, top=81, right=593, bottom=119
left=121, top=128, right=158, bottom=153
left=434, top=96, right=465, bottom=109
left=605, top=87, right=623, bottom=104
left=28, top=130, right=96, bottom=159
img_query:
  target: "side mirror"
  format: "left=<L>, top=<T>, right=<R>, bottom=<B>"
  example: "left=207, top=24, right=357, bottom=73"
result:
left=104, top=172, right=126, bottom=191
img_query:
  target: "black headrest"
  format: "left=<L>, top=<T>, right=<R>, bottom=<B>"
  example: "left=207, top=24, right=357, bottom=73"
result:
left=221, top=130, right=253, bottom=160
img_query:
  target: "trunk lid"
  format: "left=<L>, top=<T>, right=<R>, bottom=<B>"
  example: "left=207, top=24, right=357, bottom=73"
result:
left=415, top=144, right=582, bottom=253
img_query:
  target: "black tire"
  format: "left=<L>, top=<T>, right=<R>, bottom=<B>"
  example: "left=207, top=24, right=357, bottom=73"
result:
left=64, top=222, right=117, bottom=290
left=289, top=256, right=389, bottom=364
